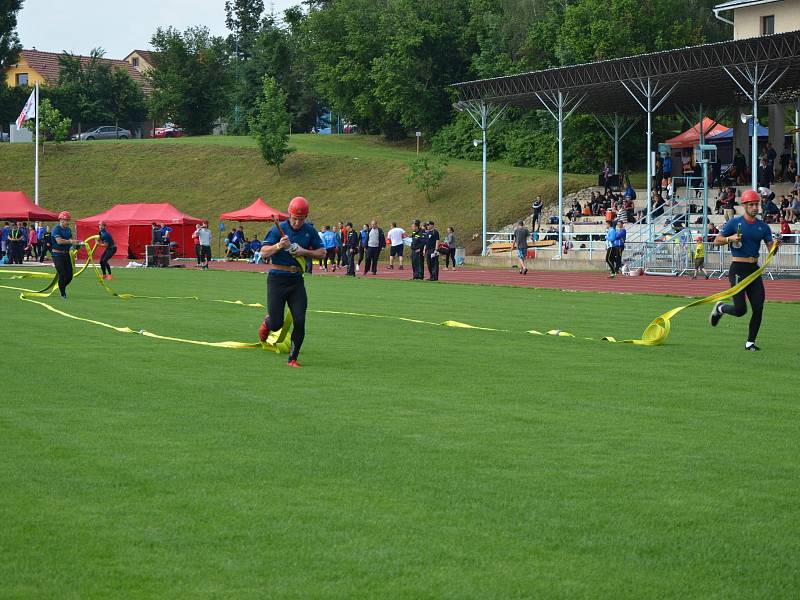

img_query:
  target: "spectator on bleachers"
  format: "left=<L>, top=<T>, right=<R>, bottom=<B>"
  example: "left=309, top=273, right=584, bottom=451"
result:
left=708, top=223, right=719, bottom=243
left=566, top=199, right=582, bottom=222
left=780, top=195, right=792, bottom=223
left=622, top=197, right=634, bottom=223
left=791, top=193, right=800, bottom=223
left=786, top=160, right=797, bottom=183
left=722, top=187, right=737, bottom=220
left=651, top=191, right=666, bottom=219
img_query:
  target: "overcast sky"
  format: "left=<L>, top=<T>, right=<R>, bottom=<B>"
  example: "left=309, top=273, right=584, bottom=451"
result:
left=17, top=0, right=297, bottom=59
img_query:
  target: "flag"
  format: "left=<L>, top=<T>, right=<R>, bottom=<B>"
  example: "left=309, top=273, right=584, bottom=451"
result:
left=15, top=89, right=36, bottom=131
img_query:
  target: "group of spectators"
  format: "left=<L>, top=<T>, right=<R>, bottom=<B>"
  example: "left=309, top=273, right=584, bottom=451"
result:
left=561, top=183, right=641, bottom=227
left=203, top=218, right=459, bottom=280
left=0, top=221, right=54, bottom=264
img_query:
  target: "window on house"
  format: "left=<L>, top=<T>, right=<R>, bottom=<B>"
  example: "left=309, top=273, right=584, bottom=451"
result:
left=132, top=57, right=139, bottom=68
left=15, top=73, right=28, bottom=86
left=762, top=15, right=775, bottom=35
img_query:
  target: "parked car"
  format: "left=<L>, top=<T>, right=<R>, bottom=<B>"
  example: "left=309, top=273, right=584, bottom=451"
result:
left=72, top=126, right=132, bottom=141
left=152, top=123, right=183, bottom=138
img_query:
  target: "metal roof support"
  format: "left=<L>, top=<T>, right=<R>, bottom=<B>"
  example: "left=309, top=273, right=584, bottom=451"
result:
left=621, top=77, right=679, bottom=243
left=536, top=90, right=586, bottom=259
left=593, top=114, right=639, bottom=175
left=454, top=100, right=507, bottom=256
left=794, top=99, right=800, bottom=167
left=723, top=64, right=789, bottom=189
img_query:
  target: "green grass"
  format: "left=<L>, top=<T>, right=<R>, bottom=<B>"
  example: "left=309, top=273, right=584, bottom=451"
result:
left=2, top=266, right=799, bottom=598
left=0, top=135, right=593, bottom=252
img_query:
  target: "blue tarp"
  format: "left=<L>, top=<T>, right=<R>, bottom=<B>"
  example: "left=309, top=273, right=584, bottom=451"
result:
left=707, top=122, right=769, bottom=140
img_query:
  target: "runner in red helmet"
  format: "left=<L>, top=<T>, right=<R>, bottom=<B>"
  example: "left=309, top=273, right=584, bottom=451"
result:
left=709, top=189, right=781, bottom=351
left=257, top=196, right=325, bottom=367
left=51, top=211, right=82, bottom=298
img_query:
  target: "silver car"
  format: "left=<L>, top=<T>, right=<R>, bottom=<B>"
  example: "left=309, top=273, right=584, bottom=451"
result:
left=72, top=126, right=132, bottom=141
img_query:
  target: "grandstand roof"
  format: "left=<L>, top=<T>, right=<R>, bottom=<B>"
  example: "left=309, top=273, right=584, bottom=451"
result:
left=452, top=30, right=800, bottom=115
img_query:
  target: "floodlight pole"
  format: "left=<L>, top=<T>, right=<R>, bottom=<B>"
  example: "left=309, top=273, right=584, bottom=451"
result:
left=794, top=98, right=800, bottom=169
left=723, top=64, right=789, bottom=189
left=622, top=77, right=679, bottom=243
left=455, top=100, right=507, bottom=256
left=593, top=113, right=639, bottom=175
left=537, top=90, right=585, bottom=259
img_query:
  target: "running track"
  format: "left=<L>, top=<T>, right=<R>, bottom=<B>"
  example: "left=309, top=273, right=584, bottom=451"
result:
left=206, top=260, right=800, bottom=302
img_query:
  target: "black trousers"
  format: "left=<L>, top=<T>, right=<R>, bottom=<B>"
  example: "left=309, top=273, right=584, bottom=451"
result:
left=532, top=212, right=541, bottom=231
left=605, top=247, right=616, bottom=274
left=364, top=246, right=380, bottom=274
left=38, top=243, right=51, bottom=262
left=266, top=273, right=308, bottom=361
left=324, top=248, right=336, bottom=269
left=8, top=240, right=23, bottom=264
left=614, top=246, right=623, bottom=272
left=100, top=245, right=116, bottom=275
left=721, top=261, right=766, bottom=343
left=426, top=252, right=439, bottom=280
left=445, top=248, right=457, bottom=268
left=195, top=243, right=202, bottom=265
left=53, top=252, right=74, bottom=297
left=200, top=245, right=212, bottom=264
left=411, top=249, right=424, bottom=279
left=357, top=246, right=365, bottom=265
left=346, top=249, right=356, bottom=276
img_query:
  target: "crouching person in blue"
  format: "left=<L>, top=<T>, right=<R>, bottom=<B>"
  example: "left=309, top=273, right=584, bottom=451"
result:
left=257, top=196, right=326, bottom=368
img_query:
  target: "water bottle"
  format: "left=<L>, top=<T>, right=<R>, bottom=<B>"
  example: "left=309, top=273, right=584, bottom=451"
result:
left=732, top=222, right=742, bottom=249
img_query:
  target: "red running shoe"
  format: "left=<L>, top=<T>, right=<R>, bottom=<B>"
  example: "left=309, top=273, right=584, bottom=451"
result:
left=258, top=318, right=270, bottom=343
left=287, top=359, right=301, bottom=368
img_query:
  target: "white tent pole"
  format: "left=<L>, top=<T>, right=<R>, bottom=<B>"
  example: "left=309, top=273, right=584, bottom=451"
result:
left=34, top=82, right=40, bottom=206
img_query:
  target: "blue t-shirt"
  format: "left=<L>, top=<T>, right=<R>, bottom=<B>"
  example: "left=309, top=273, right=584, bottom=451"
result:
left=613, top=228, right=626, bottom=247
left=99, top=230, right=115, bottom=246
left=720, top=216, right=772, bottom=259
left=605, top=228, right=616, bottom=248
left=264, top=221, right=322, bottom=276
left=52, top=224, right=73, bottom=252
left=321, top=230, right=337, bottom=249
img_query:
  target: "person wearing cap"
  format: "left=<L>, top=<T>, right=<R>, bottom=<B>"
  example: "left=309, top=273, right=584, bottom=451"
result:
left=409, top=220, right=425, bottom=279
left=52, top=211, right=82, bottom=298
left=691, top=236, right=709, bottom=280
left=710, top=189, right=780, bottom=351
left=257, top=196, right=326, bottom=368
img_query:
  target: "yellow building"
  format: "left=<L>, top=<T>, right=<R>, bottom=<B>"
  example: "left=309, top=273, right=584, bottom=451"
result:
left=4, top=49, right=151, bottom=95
left=714, top=0, right=800, bottom=39
left=123, top=50, right=156, bottom=74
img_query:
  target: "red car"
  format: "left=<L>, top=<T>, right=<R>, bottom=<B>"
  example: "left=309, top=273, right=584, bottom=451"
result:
left=152, top=124, right=183, bottom=138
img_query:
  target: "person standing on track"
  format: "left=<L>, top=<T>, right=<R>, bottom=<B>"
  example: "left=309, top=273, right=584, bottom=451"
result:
left=709, top=189, right=780, bottom=351
left=197, top=222, right=212, bottom=269
left=512, top=220, right=529, bottom=275
left=409, top=220, right=425, bottom=280
left=257, top=196, right=326, bottom=368
left=51, top=211, right=82, bottom=299
left=98, top=221, right=117, bottom=280
left=604, top=220, right=617, bottom=278
left=345, top=222, right=359, bottom=277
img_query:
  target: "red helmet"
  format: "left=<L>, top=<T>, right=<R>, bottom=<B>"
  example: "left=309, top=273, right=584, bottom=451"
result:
left=740, top=189, right=760, bottom=204
left=58, top=211, right=71, bottom=220
left=288, top=196, right=309, bottom=218
left=99, top=221, right=106, bottom=227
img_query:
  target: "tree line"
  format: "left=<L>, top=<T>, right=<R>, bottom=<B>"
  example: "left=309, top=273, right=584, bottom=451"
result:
left=2, top=0, right=730, bottom=171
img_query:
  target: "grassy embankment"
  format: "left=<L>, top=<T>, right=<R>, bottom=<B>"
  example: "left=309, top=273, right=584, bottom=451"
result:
left=0, top=134, right=593, bottom=251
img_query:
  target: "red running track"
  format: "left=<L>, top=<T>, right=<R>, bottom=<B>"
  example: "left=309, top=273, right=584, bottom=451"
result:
left=198, top=259, right=800, bottom=302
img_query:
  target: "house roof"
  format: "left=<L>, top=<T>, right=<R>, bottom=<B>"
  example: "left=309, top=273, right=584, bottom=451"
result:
left=123, top=49, right=156, bottom=66
left=18, top=49, right=152, bottom=95
left=713, top=0, right=782, bottom=10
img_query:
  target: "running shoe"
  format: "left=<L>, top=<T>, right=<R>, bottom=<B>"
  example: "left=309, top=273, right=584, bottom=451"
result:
left=258, top=318, right=270, bottom=343
left=287, top=359, right=301, bottom=368
left=709, top=301, right=724, bottom=327
left=745, top=343, right=761, bottom=352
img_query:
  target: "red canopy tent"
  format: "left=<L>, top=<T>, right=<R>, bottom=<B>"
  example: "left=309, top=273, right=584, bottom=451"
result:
left=76, top=203, right=203, bottom=259
left=664, top=118, right=729, bottom=149
left=219, top=198, right=290, bottom=222
left=0, top=191, right=59, bottom=221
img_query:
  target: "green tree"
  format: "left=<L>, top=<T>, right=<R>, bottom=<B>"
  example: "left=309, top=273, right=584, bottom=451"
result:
left=108, top=67, right=147, bottom=134
left=0, top=0, right=23, bottom=70
left=225, top=0, right=264, bottom=60
left=249, top=75, right=294, bottom=173
left=147, top=26, right=230, bottom=135
left=24, top=98, right=72, bottom=158
left=406, top=156, right=448, bottom=202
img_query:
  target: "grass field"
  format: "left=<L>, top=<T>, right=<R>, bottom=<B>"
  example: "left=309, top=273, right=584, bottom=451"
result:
left=2, top=264, right=799, bottom=598
left=0, top=135, right=594, bottom=253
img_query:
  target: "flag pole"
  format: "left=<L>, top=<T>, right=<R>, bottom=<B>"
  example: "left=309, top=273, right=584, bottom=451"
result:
left=34, top=82, right=39, bottom=206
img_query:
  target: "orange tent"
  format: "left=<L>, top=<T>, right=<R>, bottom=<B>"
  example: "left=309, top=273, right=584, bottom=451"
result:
left=219, top=198, right=290, bottom=222
left=664, top=118, right=729, bottom=149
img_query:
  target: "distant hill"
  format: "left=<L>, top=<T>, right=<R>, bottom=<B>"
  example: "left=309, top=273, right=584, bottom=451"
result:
left=0, top=134, right=592, bottom=253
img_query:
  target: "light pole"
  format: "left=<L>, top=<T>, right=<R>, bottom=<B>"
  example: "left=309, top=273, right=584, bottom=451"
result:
left=454, top=100, right=506, bottom=256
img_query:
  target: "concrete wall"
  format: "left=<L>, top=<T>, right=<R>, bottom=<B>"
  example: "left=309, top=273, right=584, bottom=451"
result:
left=733, top=2, right=800, bottom=39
